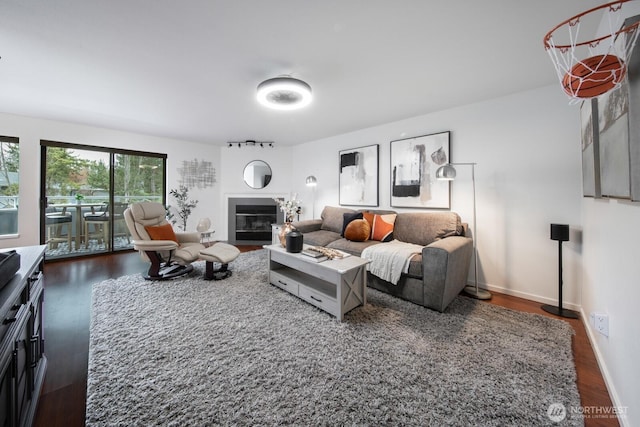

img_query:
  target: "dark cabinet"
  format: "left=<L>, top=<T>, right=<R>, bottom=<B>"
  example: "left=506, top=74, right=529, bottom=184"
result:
left=0, top=246, right=47, bottom=427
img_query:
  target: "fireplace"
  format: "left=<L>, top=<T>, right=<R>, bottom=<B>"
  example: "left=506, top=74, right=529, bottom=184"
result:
left=228, top=197, right=284, bottom=245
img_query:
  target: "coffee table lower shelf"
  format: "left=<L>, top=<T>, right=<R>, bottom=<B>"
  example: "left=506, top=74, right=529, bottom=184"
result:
left=265, top=244, right=368, bottom=321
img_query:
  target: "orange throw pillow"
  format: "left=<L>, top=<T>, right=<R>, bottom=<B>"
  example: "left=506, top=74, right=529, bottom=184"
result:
left=144, top=223, right=178, bottom=243
left=344, top=219, right=371, bottom=242
left=371, top=213, right=397, bottom=242
left=363, top=212, right=375, bottom=234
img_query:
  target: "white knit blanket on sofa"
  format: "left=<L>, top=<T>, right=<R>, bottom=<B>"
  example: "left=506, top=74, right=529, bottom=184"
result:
left=361, top=240, right=424, bottom=285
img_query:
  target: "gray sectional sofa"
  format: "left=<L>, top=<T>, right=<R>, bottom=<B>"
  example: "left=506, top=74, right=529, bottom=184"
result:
left=291, top=206, right=473, bottom=312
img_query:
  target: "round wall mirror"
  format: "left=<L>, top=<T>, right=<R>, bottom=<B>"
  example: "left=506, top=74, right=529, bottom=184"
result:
left=243, top=160, right=272, bottom=189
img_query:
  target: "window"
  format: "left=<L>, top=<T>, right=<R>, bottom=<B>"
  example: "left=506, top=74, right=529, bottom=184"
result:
left=0, top=137, right=19, bottom=236
left=40, top=140, right=166, bottom=259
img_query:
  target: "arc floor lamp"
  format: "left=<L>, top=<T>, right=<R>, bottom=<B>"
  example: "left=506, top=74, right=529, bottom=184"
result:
left=436, top=162, right=492, bottom=300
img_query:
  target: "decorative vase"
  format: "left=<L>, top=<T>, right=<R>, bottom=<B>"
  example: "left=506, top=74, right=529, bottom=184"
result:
left=196, top=218, right=211, bottom=233
left=286, top=230, right=303, bottom=253
left=279, top=222, right=295, bottom=247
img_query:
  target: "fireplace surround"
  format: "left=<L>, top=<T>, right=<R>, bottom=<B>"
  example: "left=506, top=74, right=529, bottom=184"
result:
left=228, top=197, right=284, bottom=245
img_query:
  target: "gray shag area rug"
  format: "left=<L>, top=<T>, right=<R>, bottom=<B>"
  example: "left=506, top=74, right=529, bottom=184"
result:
left=86, top=249, right=582, bottom=426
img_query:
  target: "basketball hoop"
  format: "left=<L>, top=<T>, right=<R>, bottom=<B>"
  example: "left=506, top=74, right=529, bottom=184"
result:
left=544, top=0, right=640, bottom=102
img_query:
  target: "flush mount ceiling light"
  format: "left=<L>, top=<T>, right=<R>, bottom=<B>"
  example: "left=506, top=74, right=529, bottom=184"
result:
left=256, top=76, right=312, bottom=111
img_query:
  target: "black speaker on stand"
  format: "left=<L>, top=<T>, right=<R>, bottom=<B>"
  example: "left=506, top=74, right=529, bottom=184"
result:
left=542, top=224, right=579, bottom=319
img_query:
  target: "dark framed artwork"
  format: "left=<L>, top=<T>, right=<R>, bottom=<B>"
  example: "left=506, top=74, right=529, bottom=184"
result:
left=390, top=131, right=450, bottom=209
left=581, top=98, right=601, bottom=198
left=339, top=144, right=379, bottom=206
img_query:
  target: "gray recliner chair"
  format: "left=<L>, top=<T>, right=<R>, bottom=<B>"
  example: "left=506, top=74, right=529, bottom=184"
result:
left=124, top=202, right=205, bottom=280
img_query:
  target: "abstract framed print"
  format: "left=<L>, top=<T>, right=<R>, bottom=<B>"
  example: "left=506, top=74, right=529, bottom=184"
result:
left=339, top=144, right=379, bottom=206
left=390, top=131, right=450, bottom=209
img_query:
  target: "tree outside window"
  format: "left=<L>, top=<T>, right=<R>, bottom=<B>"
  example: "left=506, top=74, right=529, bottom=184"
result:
left=0, top=137, right=19, bottom=235
left=44, top=148, right=164, bottom=204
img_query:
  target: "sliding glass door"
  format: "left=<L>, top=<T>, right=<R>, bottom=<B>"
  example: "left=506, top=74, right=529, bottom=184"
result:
left=111, top=153, right=165, bottom=252
left=40, top=141, right=166, bottom=259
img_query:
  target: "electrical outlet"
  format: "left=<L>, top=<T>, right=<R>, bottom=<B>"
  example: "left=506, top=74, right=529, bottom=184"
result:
left=594, top=313, right=609, bottom=337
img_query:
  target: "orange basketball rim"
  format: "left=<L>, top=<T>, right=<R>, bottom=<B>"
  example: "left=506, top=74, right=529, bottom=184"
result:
left=544, top=0, right=640, bottom=101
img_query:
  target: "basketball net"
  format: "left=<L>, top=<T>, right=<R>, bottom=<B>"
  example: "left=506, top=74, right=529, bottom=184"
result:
left=544, top=0, right=640, bottom=103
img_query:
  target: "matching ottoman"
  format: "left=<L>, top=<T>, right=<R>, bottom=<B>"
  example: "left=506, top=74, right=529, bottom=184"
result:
left=200, top=243, right=241, bottom=280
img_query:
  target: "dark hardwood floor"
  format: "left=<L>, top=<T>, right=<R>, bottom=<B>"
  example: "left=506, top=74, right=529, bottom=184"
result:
left=34, top=248, right=618, bottom=427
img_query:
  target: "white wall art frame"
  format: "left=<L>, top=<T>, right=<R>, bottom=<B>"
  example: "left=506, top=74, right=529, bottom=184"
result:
left=339, top=144, right=379, bottom=206
left=390, top=131, right=450, bottom=209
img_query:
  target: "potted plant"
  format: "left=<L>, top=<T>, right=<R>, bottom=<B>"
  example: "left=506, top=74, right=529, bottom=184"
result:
left=273, top=194, right=301, bottom=246
left=167, top=186, right=198, bottom=231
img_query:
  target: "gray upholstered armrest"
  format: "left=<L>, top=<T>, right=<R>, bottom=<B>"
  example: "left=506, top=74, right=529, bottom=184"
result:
left=132, top=239, right=179, bottom=252
left=291, top=219, right=323, bottom=233
left=422, top=236, right=473, bottom=312
left=177, top=232, right=201, bottom=244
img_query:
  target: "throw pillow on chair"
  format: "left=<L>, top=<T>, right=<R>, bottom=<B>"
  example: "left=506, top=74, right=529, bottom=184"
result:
left=144, top=223, right=178, bottom=242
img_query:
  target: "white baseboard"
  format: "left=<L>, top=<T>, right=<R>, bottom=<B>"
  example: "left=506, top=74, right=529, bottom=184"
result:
left=579, top=307, right=628, bottom=427
left=478, top=282, right=581, bottom=312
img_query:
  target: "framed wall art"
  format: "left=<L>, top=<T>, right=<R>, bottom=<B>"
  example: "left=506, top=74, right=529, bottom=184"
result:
left=625, top=14, right=640, bottom=201
left=390, top=131, right=450, bottom=209
left=178, top=158, right=216, bottom=189
left=339, top=144, right=379, bottom=206
left=581, top=98, right=601, bottom=198
left=598, top=78, right=631, bottom=199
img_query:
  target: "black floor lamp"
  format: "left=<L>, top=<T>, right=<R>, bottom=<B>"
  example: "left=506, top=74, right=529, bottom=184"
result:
left=542, top=224, right=579, bottom=319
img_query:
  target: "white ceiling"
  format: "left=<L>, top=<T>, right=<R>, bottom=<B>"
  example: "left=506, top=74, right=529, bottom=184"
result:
left=0, top=0, right=602, bottom=146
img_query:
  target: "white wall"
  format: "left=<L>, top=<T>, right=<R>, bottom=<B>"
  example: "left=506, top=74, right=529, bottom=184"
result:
left=291, top=85, right=584, bottom=309
left=577, top=5, right=640, bottom=426
left=0, top=112, right=221, bottom=249
left=582, top=200, right=639, bottom=426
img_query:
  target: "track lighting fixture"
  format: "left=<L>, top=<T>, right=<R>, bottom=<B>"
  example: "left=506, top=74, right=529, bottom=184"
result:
left=227, top=140, right=275, bottom=148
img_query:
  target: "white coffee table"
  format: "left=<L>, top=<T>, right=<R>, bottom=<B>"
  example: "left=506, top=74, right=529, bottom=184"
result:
left=264, top=244, right=369, bottom=321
